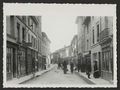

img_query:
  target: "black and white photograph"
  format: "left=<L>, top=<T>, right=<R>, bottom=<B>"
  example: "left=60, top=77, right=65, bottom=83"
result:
left=3, top=3, right=117, bottom=88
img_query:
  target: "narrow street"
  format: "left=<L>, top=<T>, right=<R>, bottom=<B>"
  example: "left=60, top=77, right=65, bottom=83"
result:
left=21, top=66, right=89, bottom=86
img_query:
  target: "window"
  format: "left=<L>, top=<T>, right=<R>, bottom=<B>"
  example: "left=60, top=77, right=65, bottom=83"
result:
left=97, top=24, right=100, bottom=42
left=28, top=34, right=30, bottom=42
left=33, top=38, right=35, bottom=48
left=28, top=17, right=30, bottom=26
left=17, top=23, right=20, bottom=42
left=22, top=27, right=25, bottom=41
left=87, top=40, right=89, bottom=50
left=87, top=25, right=89, bottom=33
left=92, top=29, right=94, bottom=44
left=10, top=16, right=15, bottom=36
left=22, top=16, right=26, bottom=22
left=31, top=36, right=33, bottom=47
left=31, top=22, right=34, bottom=31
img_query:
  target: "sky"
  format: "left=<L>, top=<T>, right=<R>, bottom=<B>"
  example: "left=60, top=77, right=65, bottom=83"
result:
left=42, top=15, right=77, bottom=53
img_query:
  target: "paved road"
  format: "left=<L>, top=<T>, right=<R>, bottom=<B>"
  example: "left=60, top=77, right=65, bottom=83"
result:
left=22, top=66, right=89, bottom=87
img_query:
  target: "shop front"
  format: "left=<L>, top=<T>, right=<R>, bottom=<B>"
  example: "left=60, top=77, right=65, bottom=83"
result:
left=7, top=41, right=17, bottom=80
left=26, top=48, right=32, bottom=75
left=17, top=46, right=26, bottom=77
left=42, top=55, right=46, bottom=70
left=91, top=45, right=102, bottom=75
left=100, top=37, right=113, bottom=81
left=78, top=53, right=83, bottom=72
left=84, top=51, right=91, bottom=73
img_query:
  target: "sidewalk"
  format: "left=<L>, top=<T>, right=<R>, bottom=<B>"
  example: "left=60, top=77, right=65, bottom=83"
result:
left=76, top=71, right=113, bottom=85
left=4, top=64, right=56, bottom=86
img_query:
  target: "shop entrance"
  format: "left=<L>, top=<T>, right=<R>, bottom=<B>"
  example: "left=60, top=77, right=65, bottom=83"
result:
left=13, top=48, right=16, bottom=78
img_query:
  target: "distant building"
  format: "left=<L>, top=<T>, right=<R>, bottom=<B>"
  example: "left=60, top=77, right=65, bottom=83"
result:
left=50, top=52, right=59, bottom=64
left=52, top=45, right=72, bottom=64
left=41, top=32, right=51, bottom=69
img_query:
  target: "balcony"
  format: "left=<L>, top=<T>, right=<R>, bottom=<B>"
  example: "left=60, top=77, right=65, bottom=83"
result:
left=100, top=28, right=109, bottom=41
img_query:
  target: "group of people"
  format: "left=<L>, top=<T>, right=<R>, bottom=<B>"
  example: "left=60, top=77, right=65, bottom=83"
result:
left=57, top=60, right=81, bottom=74
left=57, top=60, right=100, bottom=79
left=57, top=60, right=68, bottom=74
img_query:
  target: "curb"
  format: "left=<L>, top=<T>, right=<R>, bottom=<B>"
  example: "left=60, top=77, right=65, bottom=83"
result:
left=75, top=72, right=95, bottom=84
left=19, top=65, right=56, bottom=84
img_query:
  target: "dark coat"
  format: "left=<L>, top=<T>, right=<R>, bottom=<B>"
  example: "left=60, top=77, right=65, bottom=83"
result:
left=70, top=62, right=74, bottom=69
left=63, top=61, right=67, bottom=69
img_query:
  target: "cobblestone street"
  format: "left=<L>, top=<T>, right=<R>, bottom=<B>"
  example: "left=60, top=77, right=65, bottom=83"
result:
left=21, top=66, right=90, bottom=87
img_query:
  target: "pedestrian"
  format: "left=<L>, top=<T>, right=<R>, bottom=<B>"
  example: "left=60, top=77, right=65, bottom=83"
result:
left=32, top=57, right=35, bottom=77
left=77, top=63, right=81, bottom=72
left=70, top=61, right=74, bottom=74
left=93, top=61, right=100, bottom=78
left=86, top=60, right=91, bottom=79
left=57, top=62, right=61, bottom=69
left=62, top=60, right=67, bottom=74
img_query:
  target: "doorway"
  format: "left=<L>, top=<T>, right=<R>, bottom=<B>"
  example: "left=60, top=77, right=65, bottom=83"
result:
left=98, top=52, right=101, bottom=76
left=13, top=48, right=17, bottom=78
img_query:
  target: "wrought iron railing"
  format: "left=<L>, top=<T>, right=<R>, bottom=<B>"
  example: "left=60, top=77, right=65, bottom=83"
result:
left=100, top=28, right=110, bottom=41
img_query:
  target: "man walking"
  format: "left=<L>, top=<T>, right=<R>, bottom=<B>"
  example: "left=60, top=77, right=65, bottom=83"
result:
left=62, top=60, right=67, bottom=74
left=70, top=61, right=74, bottom=74
left=86, top=60, right=91, bottom=79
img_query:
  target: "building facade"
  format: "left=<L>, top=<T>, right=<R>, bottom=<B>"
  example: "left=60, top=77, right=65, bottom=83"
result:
left=70, top=35, right=78, bottom=65
left=76, top=16, right=113, bottom=81
left=90, top=17, right=102, bottom=74
left=76, top=16, right=91, bottom=72
left=6, top=16, right=42, bottom=80
left=99, top=17, right=113, bottom=81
